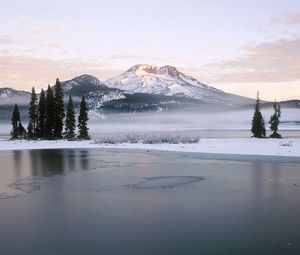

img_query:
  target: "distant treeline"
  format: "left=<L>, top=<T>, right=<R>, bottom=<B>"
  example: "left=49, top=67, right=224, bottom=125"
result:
left=11, top=79, right=89, bottom=140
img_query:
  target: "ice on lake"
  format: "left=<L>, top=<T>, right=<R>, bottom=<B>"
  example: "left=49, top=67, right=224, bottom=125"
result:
left=8, top=177, right=41, bottom=193
left=1, top=149, right=300, bottom=254
left=126, top=176, right=205, bottom=189
left=0, top=192, right=17, bottom=199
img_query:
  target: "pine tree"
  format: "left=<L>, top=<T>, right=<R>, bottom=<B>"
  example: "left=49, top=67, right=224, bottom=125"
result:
left=27, top=87, right=38, bottom=139
left=44, top=85, right=55, bottom=139
left=54, top=78, right=65, bottom=139
left=18, top=122, right=26, bottom=139
left=27, top=121, right=34, bottom=139
left=11, top=104, right=25, bottom=139
left=65, top=94, right=76, bottom=139
left=77, top=96, right=90, bottom=139
left=37, top=89, right=46, bottom=138
left=251, top=92, right=266, bottom=138
left=11, top=104, right=21, bottom=139
left=269, top=101, right=282, bottom=138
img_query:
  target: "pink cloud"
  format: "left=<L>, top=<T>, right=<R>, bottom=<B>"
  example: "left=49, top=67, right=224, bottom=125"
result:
left=0, top=55, right=121, bottom=90
left=269, top=12, right=300, bottom=26
left=201, top=38, right=300, bottom=83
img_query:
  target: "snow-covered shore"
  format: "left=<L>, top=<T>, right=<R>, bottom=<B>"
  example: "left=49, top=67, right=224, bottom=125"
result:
left=0, top=138, right=299, bottom=157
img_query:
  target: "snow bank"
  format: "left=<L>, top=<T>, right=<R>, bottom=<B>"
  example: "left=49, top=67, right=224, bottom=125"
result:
left=106, top=138, right=300, bottom=157
left=0, top=138, right=299, bottom=157
left=96, top=134, right=200, bottom=144
left=0, top=139, right=100, bottom=151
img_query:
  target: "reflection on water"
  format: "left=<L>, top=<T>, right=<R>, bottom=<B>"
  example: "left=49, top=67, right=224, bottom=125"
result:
left=1, top=149, right=300, bottom=254
left=0, top=149, right=92, bottom=193
left=30, top=150, right=65, bottom=176
left=253, top=162, right=263, bottom=211
left=252, top=160, right=290, bottom=215
left=79, top=150, right=89, bottom=170
left=13, top=150, right=22, bottom=180
left=23, top=149, right=90, bottom=177
left=1, top=149, right=300, bottom=199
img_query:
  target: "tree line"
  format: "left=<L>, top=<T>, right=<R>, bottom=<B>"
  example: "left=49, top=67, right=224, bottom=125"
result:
left=11, top=79, right=89, bottom=140
left=251, top=92, right=282, bottom=138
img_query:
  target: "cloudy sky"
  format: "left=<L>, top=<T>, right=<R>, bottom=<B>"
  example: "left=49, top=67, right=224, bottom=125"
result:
left=0, top=0, right=299, bottom=100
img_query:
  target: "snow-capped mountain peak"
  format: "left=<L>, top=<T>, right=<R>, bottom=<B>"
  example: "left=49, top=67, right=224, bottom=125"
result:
left=127, top=64, right=180, bottom=78
left=61, top=74, right=103, bottom=91
left=104, top=64, right=254, bottom=105
left=71, top=74, right=102, bottom=85
left=158, top=65, right=180, bottom=77
left=127, top=64, right=158, bottom=75
left=105, top=64, right=217, bottom=99
left=60, top=74, right=110, bottom=97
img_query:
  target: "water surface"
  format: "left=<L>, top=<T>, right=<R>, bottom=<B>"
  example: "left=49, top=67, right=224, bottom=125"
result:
left=1, top=149, right=300, bottom=255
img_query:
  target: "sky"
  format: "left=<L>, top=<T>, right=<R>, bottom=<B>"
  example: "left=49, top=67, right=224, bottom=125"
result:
left=0, top=0, right=300, bottom=100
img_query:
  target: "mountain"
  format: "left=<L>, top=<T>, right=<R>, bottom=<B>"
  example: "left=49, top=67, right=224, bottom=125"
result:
left=0, top=75, right=117, bottom=120
left=104, top=64, right=254, bottom=105
left=0, top=88, right=30, bottom=105
left=262, top=100, right=300, bottom=109
left=59, top=74, right=126, bottom=109
left=61, top=74, right=113, bottom=97
left=99, top=92, right=218, bottom=113
left=0, top=75, right=111, bottom=105
left=1, top=66, right=299, bottom=115
left=0, top=88, right=31, bottom=121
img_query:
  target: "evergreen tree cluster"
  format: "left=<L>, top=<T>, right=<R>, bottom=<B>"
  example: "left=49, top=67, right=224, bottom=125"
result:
left=251, top=92, right=282, bottom=139
left=10, top=79, right=89, bottom=140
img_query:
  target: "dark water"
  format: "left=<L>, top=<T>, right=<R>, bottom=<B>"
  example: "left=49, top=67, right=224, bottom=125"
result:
left=1, top=149, right=300, bottom=255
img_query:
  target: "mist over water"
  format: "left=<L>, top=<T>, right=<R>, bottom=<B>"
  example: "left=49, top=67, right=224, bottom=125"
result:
left=1, top=108, right=299, bottom=139
left=88, top=108, right=300, bottom=139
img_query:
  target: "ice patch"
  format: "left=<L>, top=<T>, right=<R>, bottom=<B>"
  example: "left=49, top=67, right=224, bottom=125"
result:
left=8, top=177, right=41, bottom=193
left=126, top=176, right=204, bottom=189
left=0, top=192, right=17, bottom=199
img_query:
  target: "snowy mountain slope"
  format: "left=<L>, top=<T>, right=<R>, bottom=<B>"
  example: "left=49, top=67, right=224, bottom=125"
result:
left=86, top=89, right=125, bottom=110
left=0, top=88, right=30, bottom=105
left=104, top=64, right=254, bottom=105
left=0, top=75, right=112, bottom=104
left=61, top=74, right=112, bottom=97
left=58, top=74, right=129, bottom=111
left=99, top=91, right=244, bottom=113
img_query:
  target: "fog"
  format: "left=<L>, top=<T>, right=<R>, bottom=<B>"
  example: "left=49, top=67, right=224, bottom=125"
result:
left=88, top=108, right=300, bottom=139
left=1, top=108, right=299, bottom=139
left=89, top=108, right=300, bottom=132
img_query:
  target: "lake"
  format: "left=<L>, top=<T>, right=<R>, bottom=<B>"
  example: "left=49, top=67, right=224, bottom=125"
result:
left=1, top=148, right=300, bottom=254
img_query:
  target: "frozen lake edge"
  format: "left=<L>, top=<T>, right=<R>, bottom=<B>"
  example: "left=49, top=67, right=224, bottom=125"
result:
left=0, top=138, right=299, bottom=157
